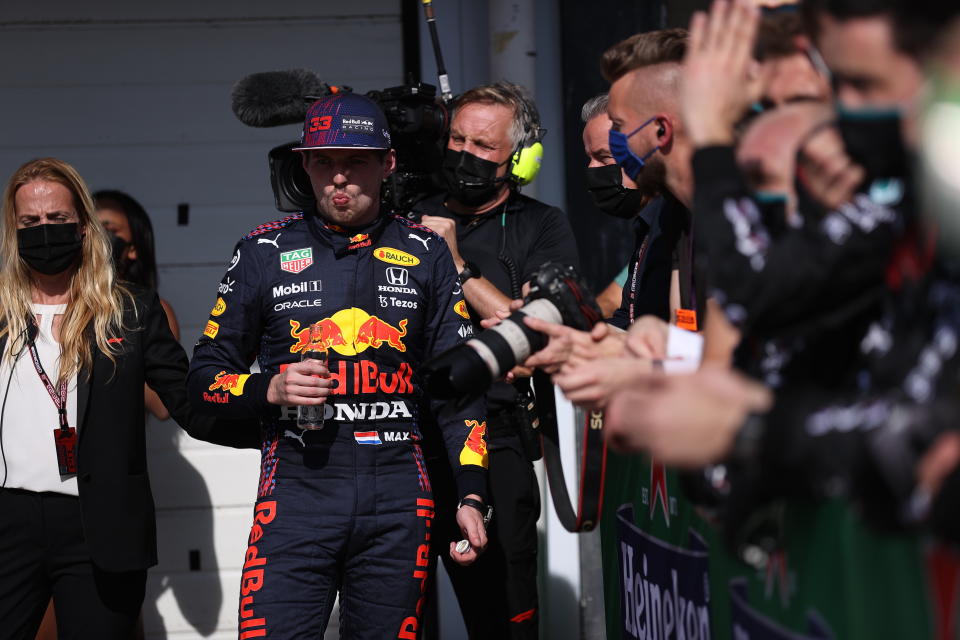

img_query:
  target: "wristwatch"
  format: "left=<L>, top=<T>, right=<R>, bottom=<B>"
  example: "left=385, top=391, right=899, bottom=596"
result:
left=458, top=261, right=481, bottom=286
left=458, top=497, right=494, bottom=526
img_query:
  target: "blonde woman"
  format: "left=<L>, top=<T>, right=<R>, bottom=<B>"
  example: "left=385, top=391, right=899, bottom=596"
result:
left=0, top=158, right=251, bottom=638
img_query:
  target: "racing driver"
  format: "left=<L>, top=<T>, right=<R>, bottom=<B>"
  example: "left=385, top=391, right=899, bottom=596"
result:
left=187, top=92, right=489, bottom=639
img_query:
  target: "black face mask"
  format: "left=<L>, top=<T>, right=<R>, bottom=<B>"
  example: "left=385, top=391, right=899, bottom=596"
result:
left=442, top=148, right=509, bottom=208
left=17, top=223, right=83, bottom=275
left=584, top=164, right=646, bottom=219
left=110, top=233, right=132, bottom=280
left=837, top=108, right=909, bottom=183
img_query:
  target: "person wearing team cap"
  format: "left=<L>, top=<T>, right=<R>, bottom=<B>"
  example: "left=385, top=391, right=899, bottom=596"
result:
left=187, top=92, right=489, bottom=639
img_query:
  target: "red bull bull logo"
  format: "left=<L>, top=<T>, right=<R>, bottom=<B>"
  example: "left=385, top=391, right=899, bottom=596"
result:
left=289, top=318, right=347, bottom=354
left=208, top=370, right=251, bottom=396
left=289, top=308, right=408, bottom=356
left=347, top=233, right=371, bottom=250
left=460, top=419, right=488, bottom=468
left=356, top=316, right=408, bottom=352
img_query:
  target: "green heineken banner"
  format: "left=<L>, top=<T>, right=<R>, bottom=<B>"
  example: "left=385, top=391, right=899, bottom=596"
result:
left=601, top=452, right=949, bottom=640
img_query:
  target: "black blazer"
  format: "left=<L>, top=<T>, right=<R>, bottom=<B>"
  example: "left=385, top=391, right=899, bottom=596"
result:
left=2, top=287, right=258, bottom=572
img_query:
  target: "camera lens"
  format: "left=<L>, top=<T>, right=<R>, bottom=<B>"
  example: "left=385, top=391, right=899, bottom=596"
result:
left=423, top=299, right=563, bottom=400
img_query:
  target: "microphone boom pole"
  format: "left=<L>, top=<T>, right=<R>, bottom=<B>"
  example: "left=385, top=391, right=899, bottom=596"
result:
left=421, top=0, right=453, bottom=102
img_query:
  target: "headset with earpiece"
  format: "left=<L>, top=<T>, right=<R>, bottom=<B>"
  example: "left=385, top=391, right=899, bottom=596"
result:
left=503, top=84, right=545, bottom=187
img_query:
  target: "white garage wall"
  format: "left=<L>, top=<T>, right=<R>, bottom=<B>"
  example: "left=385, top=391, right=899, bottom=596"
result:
left=0, top=2, right=402, bottom=638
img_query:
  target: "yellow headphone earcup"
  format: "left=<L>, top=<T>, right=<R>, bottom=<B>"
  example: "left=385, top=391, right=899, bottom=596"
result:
left=510, top=141, right=544, bottom=186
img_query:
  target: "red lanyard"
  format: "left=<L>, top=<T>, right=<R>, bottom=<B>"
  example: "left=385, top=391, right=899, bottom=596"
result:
left=27, top=338, right=69, bottom=430
left=27, top=331, right=76, bottom=474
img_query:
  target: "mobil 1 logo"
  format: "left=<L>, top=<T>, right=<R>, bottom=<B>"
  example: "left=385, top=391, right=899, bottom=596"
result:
left=273, top=280, right=322, bottom=300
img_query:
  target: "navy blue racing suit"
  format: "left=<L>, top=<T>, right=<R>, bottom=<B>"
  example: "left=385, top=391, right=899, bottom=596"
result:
left=187, top=211, right=488, bottom=640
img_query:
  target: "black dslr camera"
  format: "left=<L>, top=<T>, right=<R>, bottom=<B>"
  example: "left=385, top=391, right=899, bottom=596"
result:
left=423, top=263, right=603, bottom=402
left=268, top=82, right=449, bottom=215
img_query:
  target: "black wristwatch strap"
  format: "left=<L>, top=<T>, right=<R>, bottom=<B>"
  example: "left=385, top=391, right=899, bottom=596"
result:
left=458, top=497, right=493, bottom=525
left=458, top=261, right=481, bottom=285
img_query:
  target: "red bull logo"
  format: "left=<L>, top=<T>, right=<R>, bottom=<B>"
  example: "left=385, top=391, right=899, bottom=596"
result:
left=279, top=360, right=414, bottom=395
left=208, top=370, right=251, bottom=396
left=398, top=497, right=434, bottom=639
left=289, top=318, right=347, bottom=354
left=239, top=500, right=276, bottom=640
left=347, top=233, right=371, bottom=250
left=459, top=419, right=488, bottom=468
left=289, top=308, right=408, bottom=356
left=356, top=316, right=408, bottom=352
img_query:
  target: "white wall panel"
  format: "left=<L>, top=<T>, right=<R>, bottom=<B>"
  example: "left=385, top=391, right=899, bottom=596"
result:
left=154, top=506, right=254, bottom=572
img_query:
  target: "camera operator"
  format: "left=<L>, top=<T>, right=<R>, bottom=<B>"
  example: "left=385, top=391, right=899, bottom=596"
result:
left=412, top=81, right=578, bottom=639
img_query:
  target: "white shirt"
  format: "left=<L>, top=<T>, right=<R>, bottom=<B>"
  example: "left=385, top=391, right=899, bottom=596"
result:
left=0, top=303, right=80, bottom=495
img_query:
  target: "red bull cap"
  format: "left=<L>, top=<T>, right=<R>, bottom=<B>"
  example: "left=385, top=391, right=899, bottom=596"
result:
left=292, top=93, right=392, bottom=152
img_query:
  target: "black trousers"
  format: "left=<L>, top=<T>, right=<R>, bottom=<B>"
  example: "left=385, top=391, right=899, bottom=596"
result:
left=0, top=489, right=146, bottom=640
left=428, top=445, right=541, bottom=639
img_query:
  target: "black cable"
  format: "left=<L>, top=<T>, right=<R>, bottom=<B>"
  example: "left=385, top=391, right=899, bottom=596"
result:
left=497, top=201, right=523, bottom=299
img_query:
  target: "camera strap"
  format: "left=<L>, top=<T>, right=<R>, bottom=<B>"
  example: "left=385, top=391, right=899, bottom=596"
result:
left=534, top=371, right=607, bottom=532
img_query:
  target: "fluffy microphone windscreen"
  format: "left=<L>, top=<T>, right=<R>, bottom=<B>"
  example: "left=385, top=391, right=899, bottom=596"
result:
left=231, top=69, right=326, bottom=127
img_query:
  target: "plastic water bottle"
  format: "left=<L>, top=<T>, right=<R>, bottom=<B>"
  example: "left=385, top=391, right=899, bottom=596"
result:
left=297, top=322, right=329, bottom=430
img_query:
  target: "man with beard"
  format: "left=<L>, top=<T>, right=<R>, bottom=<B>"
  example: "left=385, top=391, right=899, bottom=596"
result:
left=413, top=82, right=579, bottom=639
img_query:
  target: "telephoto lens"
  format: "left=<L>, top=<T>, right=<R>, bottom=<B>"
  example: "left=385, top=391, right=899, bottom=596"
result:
left=423, top=262, right=601, bottom=401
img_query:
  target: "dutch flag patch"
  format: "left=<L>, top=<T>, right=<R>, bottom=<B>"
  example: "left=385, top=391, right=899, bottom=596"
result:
left=354, top=431, right=382, bottom=445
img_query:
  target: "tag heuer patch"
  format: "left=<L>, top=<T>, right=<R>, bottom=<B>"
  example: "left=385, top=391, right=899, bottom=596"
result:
left=280, top=248, right=314, bottom=274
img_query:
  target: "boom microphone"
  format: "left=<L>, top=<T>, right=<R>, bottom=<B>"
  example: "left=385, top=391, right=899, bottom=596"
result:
left=231, top=69, right=328, bottom=127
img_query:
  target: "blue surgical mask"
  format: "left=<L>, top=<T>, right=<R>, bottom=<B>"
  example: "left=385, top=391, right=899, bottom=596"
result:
left=608, top=116, right=660, bottom=181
